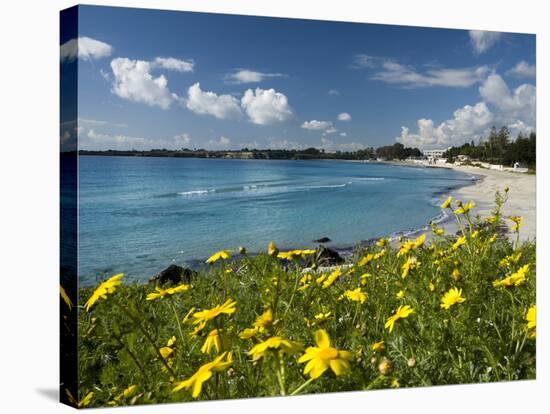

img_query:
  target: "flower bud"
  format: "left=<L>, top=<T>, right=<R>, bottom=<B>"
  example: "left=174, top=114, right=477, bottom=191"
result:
left=238, top=246, right=247, bottom=255
left=407, top=357, right=416, bottom=368
left=378, top=357, right=392, bottom=375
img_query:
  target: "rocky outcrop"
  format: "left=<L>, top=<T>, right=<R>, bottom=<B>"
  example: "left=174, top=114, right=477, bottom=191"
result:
left=305, top=245, right=345, bottom=267
left=149, top=265, right=197, bottom=285
left=313, top=237, right=332, bottom=243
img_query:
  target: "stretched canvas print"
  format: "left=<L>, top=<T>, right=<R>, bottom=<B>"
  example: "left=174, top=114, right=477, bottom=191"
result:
left=60, top=4, right=537, bottom=408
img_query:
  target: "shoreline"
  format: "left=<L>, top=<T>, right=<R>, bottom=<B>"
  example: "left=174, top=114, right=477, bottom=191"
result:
left=445, top=164, right=536, bottom=241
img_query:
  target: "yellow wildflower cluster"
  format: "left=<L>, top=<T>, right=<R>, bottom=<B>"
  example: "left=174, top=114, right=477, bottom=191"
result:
left=397, top=234, right=426, bottom=257
left=493, top=264, right=530, bottom=288
left=298, top=274, right=313, bottom=291
left=499, top=252, right=522, bottom=268
left=316, top=268, right=344, bottom=288
left=277, top=249, right=316, bottom=260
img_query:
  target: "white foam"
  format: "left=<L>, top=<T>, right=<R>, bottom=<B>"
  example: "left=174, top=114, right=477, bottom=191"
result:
left=178, top=189, right=213, bottom=196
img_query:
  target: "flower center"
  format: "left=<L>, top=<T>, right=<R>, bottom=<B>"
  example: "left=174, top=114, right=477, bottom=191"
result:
left=318, top=347, right=339, bottom=360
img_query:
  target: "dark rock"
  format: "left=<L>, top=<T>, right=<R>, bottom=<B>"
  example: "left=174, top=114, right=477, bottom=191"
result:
left=313, top=237, right=332, bottom=243
left=149, top=264, right=197, bottom=285
left=306, top=245, right=345, bottom=267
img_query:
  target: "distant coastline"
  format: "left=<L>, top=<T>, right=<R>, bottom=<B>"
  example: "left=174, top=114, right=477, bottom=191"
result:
left=74, top=142, right=422, bottom=161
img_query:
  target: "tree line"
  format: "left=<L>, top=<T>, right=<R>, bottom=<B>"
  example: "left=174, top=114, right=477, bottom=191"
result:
left=78, top=142, right=423, bottom=161
left=444, top=127, right=536, bottom=168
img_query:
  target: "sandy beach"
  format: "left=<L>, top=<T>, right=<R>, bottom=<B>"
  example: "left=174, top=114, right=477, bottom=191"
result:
left=445, top=165, right=536, bottom=241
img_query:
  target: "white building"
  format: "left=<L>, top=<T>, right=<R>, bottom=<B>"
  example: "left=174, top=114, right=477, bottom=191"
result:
left=423, top=148, right=448, bottom=159
left=423, top=148, right=451, bottom=164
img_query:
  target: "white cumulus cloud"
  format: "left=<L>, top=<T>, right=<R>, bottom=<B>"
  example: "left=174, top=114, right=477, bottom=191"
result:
left=469, top=30, right=502, bottom=54
left=337, top=112, right=352, bottom=121
left=506, top=61, right=536, bottom=78
left=301, top=120, right=333, bottom=130
left=241, top=88, right=293, bottom=125
left=153, top=57, right=194, bottom=72
left=397, top=102, right=494, bottom=149
left=226, top=69, right=284, bottom=84
left=60, top=36, right=113, bottom=62
left=479, top=73, right=536, bottom=125
left=186, top=82, right=242, bottom=119
left=396, top=74, right=536, bottom=149
left=110, top=58, right=177, bottom=109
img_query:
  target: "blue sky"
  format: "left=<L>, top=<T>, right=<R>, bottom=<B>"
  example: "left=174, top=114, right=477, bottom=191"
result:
left=60, top=5, right=536, bottom=152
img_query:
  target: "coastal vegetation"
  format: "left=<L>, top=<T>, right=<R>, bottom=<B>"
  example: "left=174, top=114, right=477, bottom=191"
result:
left=445, top=127, right=536, bottom=169
left=64, top=189, right=536, bottom=407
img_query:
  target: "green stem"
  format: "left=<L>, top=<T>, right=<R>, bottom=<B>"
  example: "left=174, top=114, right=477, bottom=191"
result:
left=275, top=353, right=287, bottom=395
left=290, top=378, right=314, bottom=396
left=169, top=297, right=186, bottom=349
left=282, top=265, right=301, bottom=319
left=116, top=303, right=177, bottom=378
left=114, top=334, right=149, bottom=383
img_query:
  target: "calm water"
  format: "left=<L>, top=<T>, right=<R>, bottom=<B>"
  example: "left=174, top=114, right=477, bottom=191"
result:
left=77, top=156, right=473, bottom=284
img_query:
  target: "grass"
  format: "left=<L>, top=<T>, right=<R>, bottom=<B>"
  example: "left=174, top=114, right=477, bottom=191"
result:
left=65, top=189, right=536, bottom=407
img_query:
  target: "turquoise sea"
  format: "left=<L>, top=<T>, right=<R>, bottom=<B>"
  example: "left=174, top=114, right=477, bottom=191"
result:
left=77, top=156, right=475, bottom=285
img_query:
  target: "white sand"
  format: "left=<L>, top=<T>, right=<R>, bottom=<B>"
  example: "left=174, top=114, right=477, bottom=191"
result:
left=444, top=165, right=536, bottom=241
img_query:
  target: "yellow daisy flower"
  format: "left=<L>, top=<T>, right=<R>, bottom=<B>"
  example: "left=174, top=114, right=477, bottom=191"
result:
left=201, top=329, right=227, bottom=354
left=451, top=236, right=467, bottom=251
left=172, top=352, right=233, bottom=398
left=343, top=287, right=367, bottom=304
left=384, top=305, right=414, bottom=333
left=84, top=273, right=124, bottom=311
left=440, top=287, right=466, bottom=310
left=60, top=285, right=73, bottom=310
left=146, top=283, right=191, bottom=300
left=206, top=250, right=231, bottom=264
left=298, top=329, right=352, bottom=379
left=440, top=196, right=452, bottom=209
left=248, top=336, right=302, bottom=361
left=525, top=305, right=536, bottom=339
left=191, top=299, right=237, bottom=333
